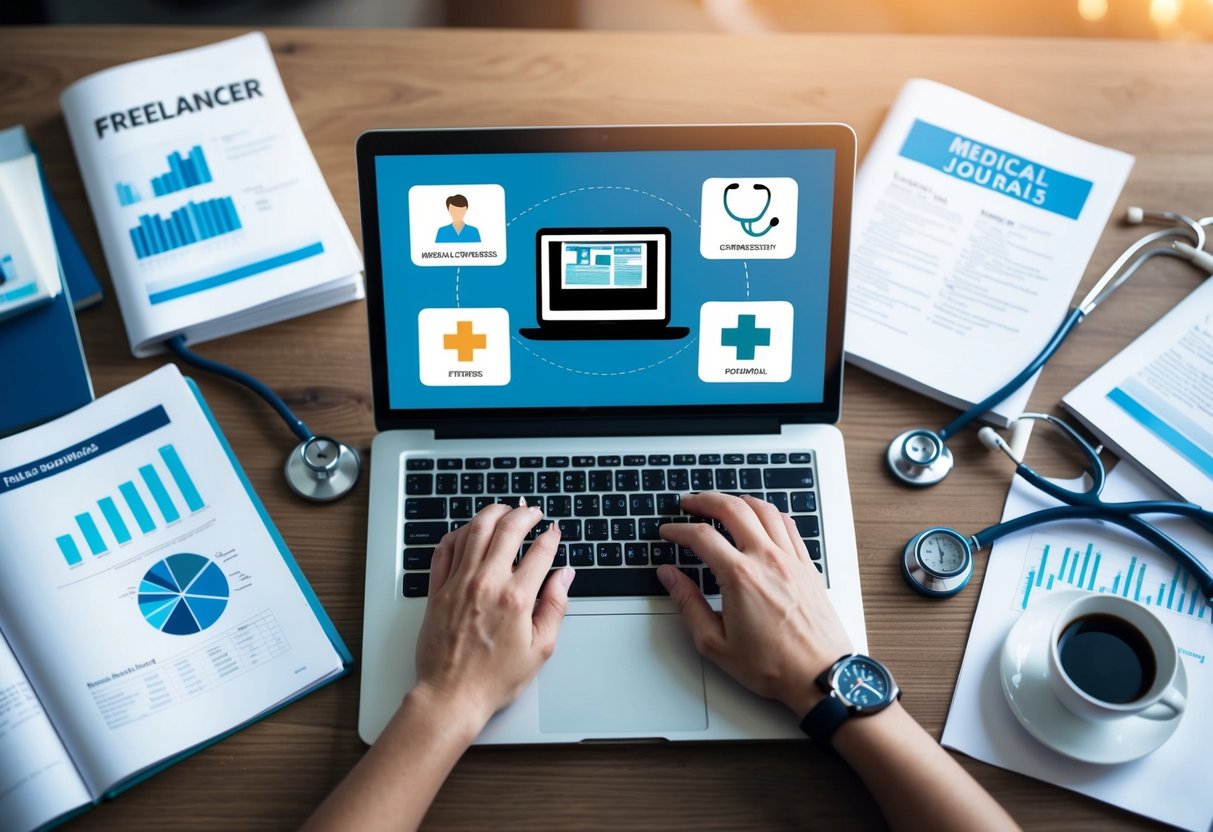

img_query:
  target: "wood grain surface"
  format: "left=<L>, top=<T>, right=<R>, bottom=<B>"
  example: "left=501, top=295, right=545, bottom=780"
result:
left=2, top=25, right=1211, bottom=831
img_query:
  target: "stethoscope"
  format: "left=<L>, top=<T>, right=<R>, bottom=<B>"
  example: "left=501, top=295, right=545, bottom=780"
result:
left=901, top=413, right=1213, bottom=610
left=887, top=208, right=1213, bottom=487
left=722, top=182, right=779, bottom=237
left=166, top=336, right=361, bottom=502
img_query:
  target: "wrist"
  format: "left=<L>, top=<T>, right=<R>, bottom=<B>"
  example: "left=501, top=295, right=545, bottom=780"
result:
left=402, top=681, right=495, bottom=745
left=780, top=654, right=841, bottom=719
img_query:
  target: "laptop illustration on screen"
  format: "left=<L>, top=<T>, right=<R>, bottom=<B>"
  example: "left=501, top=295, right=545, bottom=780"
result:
left=519, top=226, right=690, bottom=340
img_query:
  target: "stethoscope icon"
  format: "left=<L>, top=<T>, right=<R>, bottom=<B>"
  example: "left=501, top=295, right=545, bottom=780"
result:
left=723, top=182, right=779, bottom=237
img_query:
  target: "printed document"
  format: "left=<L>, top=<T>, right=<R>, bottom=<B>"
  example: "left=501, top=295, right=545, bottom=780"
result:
left=1064, top=277, right=1213, bottom=507
left=0, top=366, right=347, bottom=831
left=943, top=464, right=1212, bottom=831
left=60, top=32, right=363, bottom=356
left=846, top=79, right=1134, bottom=426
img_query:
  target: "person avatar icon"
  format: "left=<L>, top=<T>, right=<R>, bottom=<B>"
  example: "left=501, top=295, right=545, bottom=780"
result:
left=434, top=194, right=481, bottom=243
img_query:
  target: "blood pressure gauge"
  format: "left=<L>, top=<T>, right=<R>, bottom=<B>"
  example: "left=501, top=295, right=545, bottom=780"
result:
left=901, top=527, right=974, bottom=598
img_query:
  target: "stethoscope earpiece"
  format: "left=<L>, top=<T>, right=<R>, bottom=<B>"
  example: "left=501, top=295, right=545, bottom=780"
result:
left=887, top=428, right=953, bottom=487
left=285, top=435, right=362, bottom=502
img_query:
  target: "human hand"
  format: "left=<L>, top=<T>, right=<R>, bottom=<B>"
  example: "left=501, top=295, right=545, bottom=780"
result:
left=413, top=501, right=574, bottom=731
left=657, top=492, right=853, bottom=719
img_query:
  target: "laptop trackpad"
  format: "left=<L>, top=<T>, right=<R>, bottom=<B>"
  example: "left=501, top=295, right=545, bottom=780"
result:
left=538, top=614, right=708, bottom=735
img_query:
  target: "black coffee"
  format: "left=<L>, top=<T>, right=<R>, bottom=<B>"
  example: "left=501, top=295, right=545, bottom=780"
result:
left=1057, top=614, right=1156, bottom=704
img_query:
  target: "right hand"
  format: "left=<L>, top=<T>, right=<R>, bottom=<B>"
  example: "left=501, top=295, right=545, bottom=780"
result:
left=657, top=492, right=853, bottom=718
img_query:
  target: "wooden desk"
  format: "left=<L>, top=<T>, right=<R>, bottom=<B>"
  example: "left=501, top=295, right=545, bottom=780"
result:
left=3, top=25, right=1210, bottom=831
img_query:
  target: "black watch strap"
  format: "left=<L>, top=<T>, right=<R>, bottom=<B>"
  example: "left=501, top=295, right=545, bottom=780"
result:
left=799, top=693, right=849, bottom=749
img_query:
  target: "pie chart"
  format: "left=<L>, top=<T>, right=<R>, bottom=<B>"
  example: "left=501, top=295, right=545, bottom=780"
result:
left=137, top=553, right=229, bottom=635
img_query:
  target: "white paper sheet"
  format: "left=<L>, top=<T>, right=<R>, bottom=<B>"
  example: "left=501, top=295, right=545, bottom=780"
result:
left=1064, top=277, right=1213, bottom=508
left=942, top=463, right=1213, bottom=831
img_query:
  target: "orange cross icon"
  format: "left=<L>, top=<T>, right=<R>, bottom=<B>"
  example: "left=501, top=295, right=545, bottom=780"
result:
left=443, top=320, right=487, bottom=362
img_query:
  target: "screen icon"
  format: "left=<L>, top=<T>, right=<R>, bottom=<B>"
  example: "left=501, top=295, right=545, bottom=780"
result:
left=409, top=184, right=506, bottom=267
left=700, top=177, right=798, bottom=260
left=697, top=301, right=794, bottom=382
left=418, top=307, right=510, bottom=386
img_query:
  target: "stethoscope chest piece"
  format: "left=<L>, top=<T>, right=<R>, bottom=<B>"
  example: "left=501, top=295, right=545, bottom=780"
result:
left=887, top=428, right=953, bottom=486
left=285, top=436, right=362, bottom=502
left=902, top=527, right=973, bottom=598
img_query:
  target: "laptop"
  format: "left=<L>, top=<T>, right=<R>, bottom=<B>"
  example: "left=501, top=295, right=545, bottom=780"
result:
left=355, top=125, right=866, bottom=744
left=519, top=227, right=689, bottom=340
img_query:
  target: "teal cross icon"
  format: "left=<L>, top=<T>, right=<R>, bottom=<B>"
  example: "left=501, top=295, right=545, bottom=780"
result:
left=720, top=314, right=771, bottom=360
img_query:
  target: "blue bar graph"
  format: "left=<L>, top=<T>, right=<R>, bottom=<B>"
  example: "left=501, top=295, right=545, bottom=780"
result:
left=150, top=145, right=213, bottom=197
left=1018, top=539, right=1209, bottom=621
left=119, top=481, right=155, bottom=533
left=98, top=497, right=131, bottom=545
left=159, top=445, right=204, bottom=512
left=115, top=181, right=142, bottom=206
left=53, top=444, right=205, bottom=567
left=56, top=535, right=82, bottom=566
left=76, top=512, right=106, bottom=556
left=128, top=196, right=242, bottom=260
left=140, top=464, right=180, bottom=523
left=0, top=253, right=14, bottom=284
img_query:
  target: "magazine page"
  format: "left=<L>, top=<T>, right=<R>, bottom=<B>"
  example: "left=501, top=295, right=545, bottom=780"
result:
left=0, top=631, right=91, bottom=832
left=60, top=32, right=363, bottom=356
left=845, top=78, right=1133, bottom=426
left=0, top=365, right=344, bottom=796
left=1064, top=278, right=1213, bottom=507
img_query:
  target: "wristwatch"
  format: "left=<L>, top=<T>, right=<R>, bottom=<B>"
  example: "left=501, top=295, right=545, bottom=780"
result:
left=799, top=653, right=901, bottom=748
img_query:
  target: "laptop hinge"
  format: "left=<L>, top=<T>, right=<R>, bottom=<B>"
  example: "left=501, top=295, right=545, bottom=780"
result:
left=431, top=415, right=792, bottom=440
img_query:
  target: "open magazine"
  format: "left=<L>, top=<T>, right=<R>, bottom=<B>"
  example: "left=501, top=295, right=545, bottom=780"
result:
left=60, top=32, right=363, bottom=356
left=0, top=365, right=350, bottom=831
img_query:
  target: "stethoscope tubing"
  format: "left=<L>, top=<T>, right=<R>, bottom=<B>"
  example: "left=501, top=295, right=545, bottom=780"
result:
left=166, top=335, right=313, bottom=443
left=971, top=502, right=1213, bottom=601
left=938, top=307, right=1085, bottom=441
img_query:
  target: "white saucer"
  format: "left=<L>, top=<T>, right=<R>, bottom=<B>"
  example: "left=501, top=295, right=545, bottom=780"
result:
left=999, top=590, right=1187, bottom=765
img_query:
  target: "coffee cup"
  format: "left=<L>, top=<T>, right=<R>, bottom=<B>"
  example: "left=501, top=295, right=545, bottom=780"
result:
left=1047, top=594, right=1185, bottom=723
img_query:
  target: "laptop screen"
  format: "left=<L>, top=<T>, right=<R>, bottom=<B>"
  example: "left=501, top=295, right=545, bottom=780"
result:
left=360, top=127, right=853, bottom=428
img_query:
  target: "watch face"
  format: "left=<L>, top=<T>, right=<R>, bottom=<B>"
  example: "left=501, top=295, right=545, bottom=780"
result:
left=834, top=656, right=893, bottom=709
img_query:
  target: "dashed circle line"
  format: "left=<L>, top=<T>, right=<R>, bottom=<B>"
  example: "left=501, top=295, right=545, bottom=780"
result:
left=509, top=334, right=698, bottom=377
left=507, top=185, right=700, bottom=227
left=455, top=266, right=460, bottom=307
left=743, top=260, right=750, bottom=298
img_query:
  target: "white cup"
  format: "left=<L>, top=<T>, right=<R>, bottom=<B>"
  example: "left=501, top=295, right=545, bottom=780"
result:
left=1047, top=594, right=1185, bottom=723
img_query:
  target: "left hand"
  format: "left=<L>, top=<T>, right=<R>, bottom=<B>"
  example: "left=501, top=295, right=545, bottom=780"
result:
left=412, top=502, right=574, bottom=730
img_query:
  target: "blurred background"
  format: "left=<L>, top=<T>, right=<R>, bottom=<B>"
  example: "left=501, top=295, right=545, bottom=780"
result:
left=2, top=0, right=1212, bottom=40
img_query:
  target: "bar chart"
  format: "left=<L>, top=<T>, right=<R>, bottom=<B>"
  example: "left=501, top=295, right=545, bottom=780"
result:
left=128, top=196, right=242, bottom=260
left=0, top=253, right=14, bottom=283
left=150, top=145, right=213, bottom=197
left=55, top=443, right=206, bottom=566
left=1016, top=538, right=1209, bottom=621
left=115, top=181, right=142, bottom=207
left=114, top=144, right=214, bottom=208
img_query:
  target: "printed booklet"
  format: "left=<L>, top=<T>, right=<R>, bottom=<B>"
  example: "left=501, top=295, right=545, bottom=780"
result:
left=60, top=32, right=363, bottom=356
left=0, top=365, right=350, bottom=831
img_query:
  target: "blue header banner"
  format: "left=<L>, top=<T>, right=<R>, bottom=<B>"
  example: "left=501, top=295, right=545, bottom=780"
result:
left=898, top=119, right=1092, bottom=220
left=0, top=406, right=170, bottom=493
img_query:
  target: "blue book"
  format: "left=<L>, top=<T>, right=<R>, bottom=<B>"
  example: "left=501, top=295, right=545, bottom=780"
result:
left=0, top=365, right=351, bottom=831
left=0, top=131, right=94, bottom=436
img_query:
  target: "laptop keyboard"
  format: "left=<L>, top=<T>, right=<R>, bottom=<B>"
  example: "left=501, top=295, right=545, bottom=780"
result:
left=400, top=452, right=825, bottom=598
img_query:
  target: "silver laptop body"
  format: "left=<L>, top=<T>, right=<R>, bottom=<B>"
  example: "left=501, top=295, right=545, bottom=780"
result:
left=355, top=124, right=865, bottom=744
